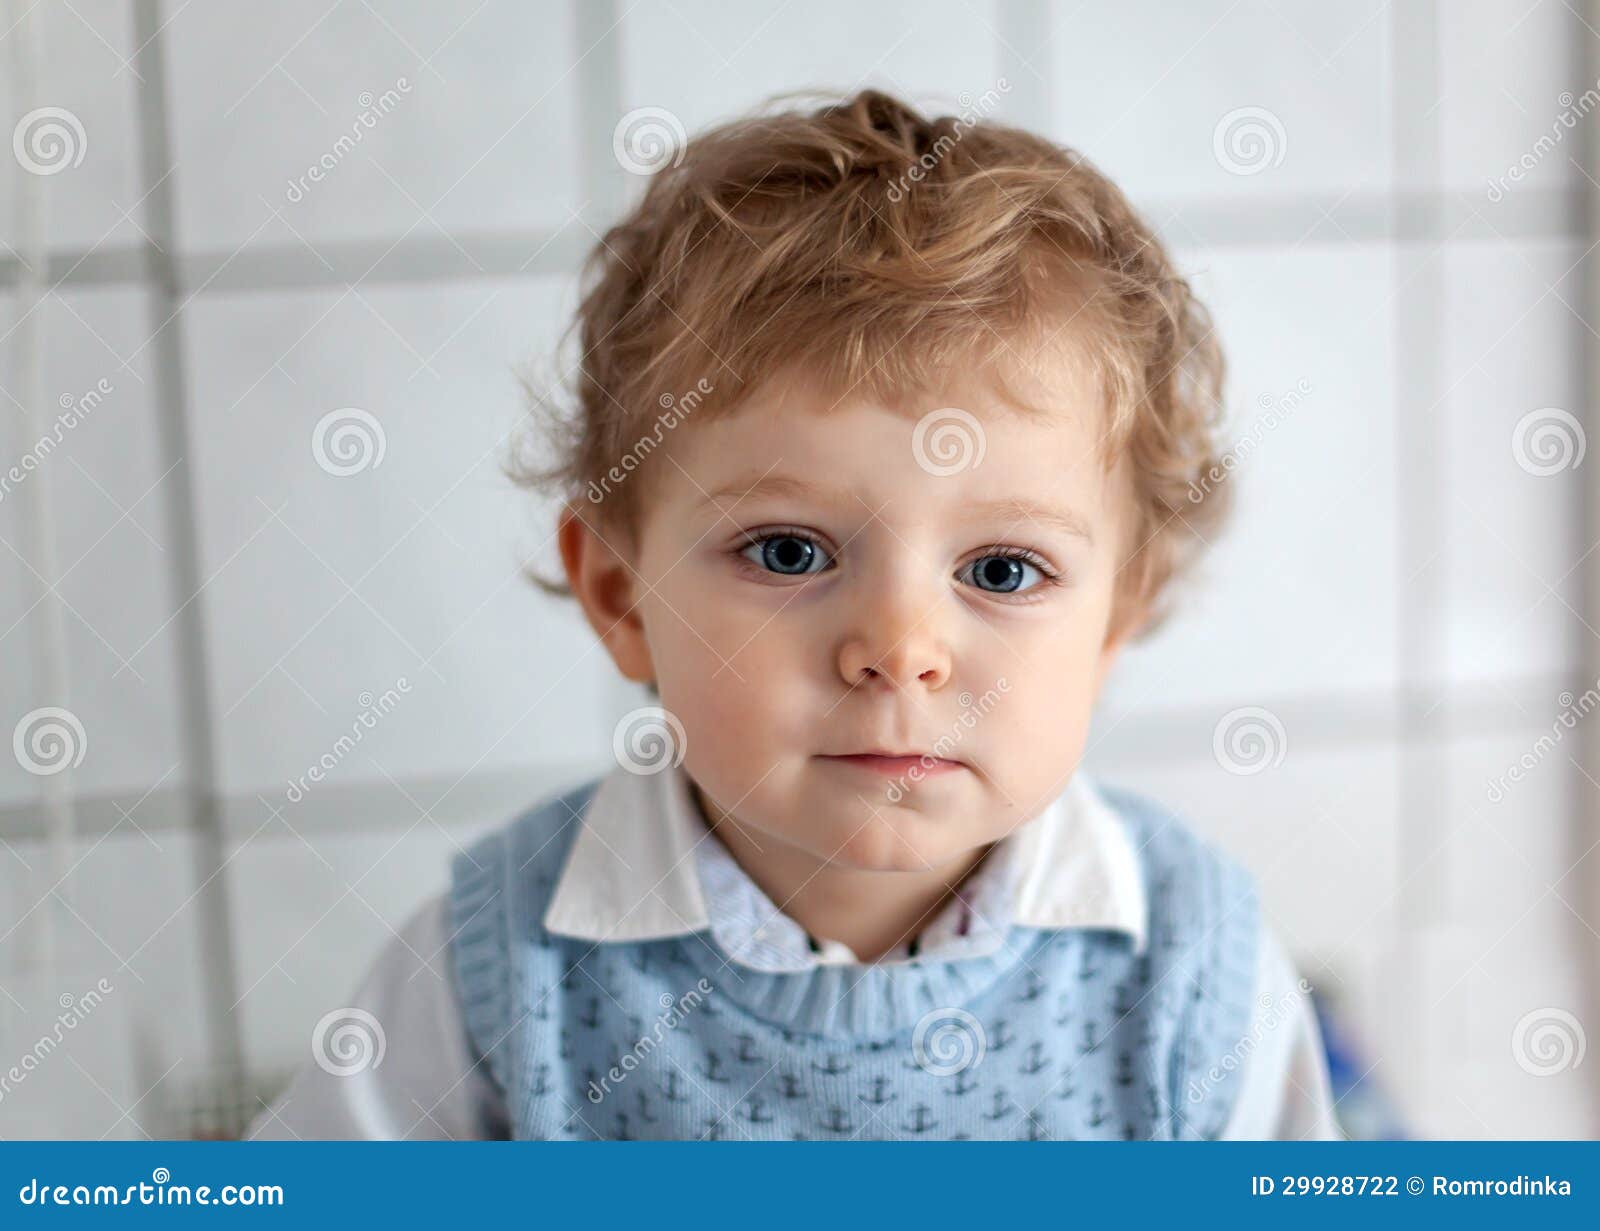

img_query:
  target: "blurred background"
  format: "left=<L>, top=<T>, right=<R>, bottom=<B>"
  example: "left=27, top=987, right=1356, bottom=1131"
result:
left=2, top=0, right=1597, bottom=1139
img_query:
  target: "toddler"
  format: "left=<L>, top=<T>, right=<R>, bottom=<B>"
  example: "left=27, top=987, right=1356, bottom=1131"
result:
left=252, top=88, right=1341, bottom=1141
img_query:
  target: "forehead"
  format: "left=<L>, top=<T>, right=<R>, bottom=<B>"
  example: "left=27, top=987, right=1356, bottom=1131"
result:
left=655, top=361, right=1127, bottom=532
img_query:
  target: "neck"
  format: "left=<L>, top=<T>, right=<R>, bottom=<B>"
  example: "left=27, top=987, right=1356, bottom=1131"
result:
left=691, top=784, right=992, bottom=963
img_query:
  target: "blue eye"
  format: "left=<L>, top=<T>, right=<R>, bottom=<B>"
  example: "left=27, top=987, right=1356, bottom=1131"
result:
left=963, top=553, right=1043, bottom=594
left=741, top=533, right=831, bottom=576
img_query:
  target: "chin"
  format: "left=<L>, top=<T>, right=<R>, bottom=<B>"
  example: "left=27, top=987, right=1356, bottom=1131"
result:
left=816, top=810, right=977, bottom=875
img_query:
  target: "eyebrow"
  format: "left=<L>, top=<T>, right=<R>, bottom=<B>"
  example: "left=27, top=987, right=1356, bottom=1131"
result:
left=699, top=475, right=1096, bottom=545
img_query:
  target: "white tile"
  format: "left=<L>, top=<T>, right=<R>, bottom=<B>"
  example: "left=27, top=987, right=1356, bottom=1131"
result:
left=1401, top=921, right=1594, bottom=1138
left=6, top=0, right=143, bottom=252
left=1101, top=241, right=1399, bottom=713
left=178, top=278, right=617, bottom=795
left=1047, top=0, right=1391, bottom=203
left=1086, top=728, right=1600, bottom=1136
left=1448, top=727, right=1587, bottom=947
left=1454, top=946, right=1595, bottom=1138
left=46, top=826, right=206, bottom=1039
left=1393, top=728, right=1585, bottom=1137
left=1432, top=0, right=1591, bottom=199
left=226, top=820, right=465, bottom=1074
left=0, top=828, right=207, bottom=1138
left=0, top=963, right=143, bottom=1138
left=0, top=289, right=187, bottom=806
left=163, top=1, right=584, bottom=249
left=1086, top=737, right=1401, bottom=971
left=620, top=0, right=1002, bottom=147
left=1087, top=735, right=1405, bottom=1128
left=1437, top=239, right=1586, bottom=690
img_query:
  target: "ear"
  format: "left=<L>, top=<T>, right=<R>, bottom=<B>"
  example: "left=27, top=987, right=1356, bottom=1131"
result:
left=557, top=502, right=656, bottom=685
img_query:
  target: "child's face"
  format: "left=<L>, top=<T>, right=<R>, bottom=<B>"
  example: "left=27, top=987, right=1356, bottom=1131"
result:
left=574, top=363, right=1137, bottom=877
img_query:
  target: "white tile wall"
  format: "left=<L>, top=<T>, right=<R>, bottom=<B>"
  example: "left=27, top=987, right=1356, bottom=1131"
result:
left=0, top=827, right=201, bottom=1140
left=1434, top=0, right=1589, bottom=198
left=1047, top=1, right=1392, bottom=202
left=7, top=0, right=143, bottom=252
left=1410, top=725, right=1592, bottom=1136
left=177, top=277, right=614, bottom=796
left=1102, top=241, right=1401, bottom=711
left=0, top=289, right=187, bottom=810
left=1438, top=239, right=1587, bottom=690
left=164, top=1, right=584, bottom=249
left=3, top=0, right=1595, bottom=1140
left=227, top=818, right=472, bottom=1074
left=619, top=0, right=1003, bottom=139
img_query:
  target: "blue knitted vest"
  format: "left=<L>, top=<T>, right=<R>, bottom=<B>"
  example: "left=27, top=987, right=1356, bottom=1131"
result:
left=447, top=777, right=1260, bottom=1140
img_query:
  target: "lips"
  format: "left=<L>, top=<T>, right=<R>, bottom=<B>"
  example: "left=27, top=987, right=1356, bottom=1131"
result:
left=819, top=752, right=965, bottom=777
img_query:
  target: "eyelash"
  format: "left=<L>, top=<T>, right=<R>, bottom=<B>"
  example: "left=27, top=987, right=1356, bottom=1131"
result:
left=731, top=527, right=1067, bottom=601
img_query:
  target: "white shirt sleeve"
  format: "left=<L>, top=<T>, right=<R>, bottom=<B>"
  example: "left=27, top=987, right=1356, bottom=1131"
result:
left=1219, top=924, right=1345, bottom=1140
left=245, top=894, right=510, bottom=1141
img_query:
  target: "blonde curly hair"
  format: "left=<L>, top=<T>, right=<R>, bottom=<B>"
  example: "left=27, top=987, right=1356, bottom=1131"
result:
left=508, top=88, right=1232, bottom=641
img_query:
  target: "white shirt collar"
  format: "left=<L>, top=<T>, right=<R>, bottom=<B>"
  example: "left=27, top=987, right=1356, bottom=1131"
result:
left=542, top=760, right=1147, bottom=966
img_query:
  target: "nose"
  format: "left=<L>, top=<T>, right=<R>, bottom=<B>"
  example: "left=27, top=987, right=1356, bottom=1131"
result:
left=836, top=576, right=953, bottom=693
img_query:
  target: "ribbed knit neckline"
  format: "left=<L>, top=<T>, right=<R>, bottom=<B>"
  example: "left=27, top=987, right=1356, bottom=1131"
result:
left=669, top=922, right=1051, bottom=1040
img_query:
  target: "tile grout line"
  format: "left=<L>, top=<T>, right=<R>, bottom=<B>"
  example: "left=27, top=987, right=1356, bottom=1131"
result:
left=127, top=0, right=247, bottom=1123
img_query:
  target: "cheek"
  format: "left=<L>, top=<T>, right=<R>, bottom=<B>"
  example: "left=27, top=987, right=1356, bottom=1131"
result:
left=973, top=629, right=1105, bottom=791
left=644, top=593, right=799, bottom=771
left=655, top=564, right=826, bottom=683
left=980, top=606, right=1106, bottom=696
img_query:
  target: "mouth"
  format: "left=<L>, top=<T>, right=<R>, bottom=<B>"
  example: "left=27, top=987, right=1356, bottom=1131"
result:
left=817, top=752, right=967, bottom=778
